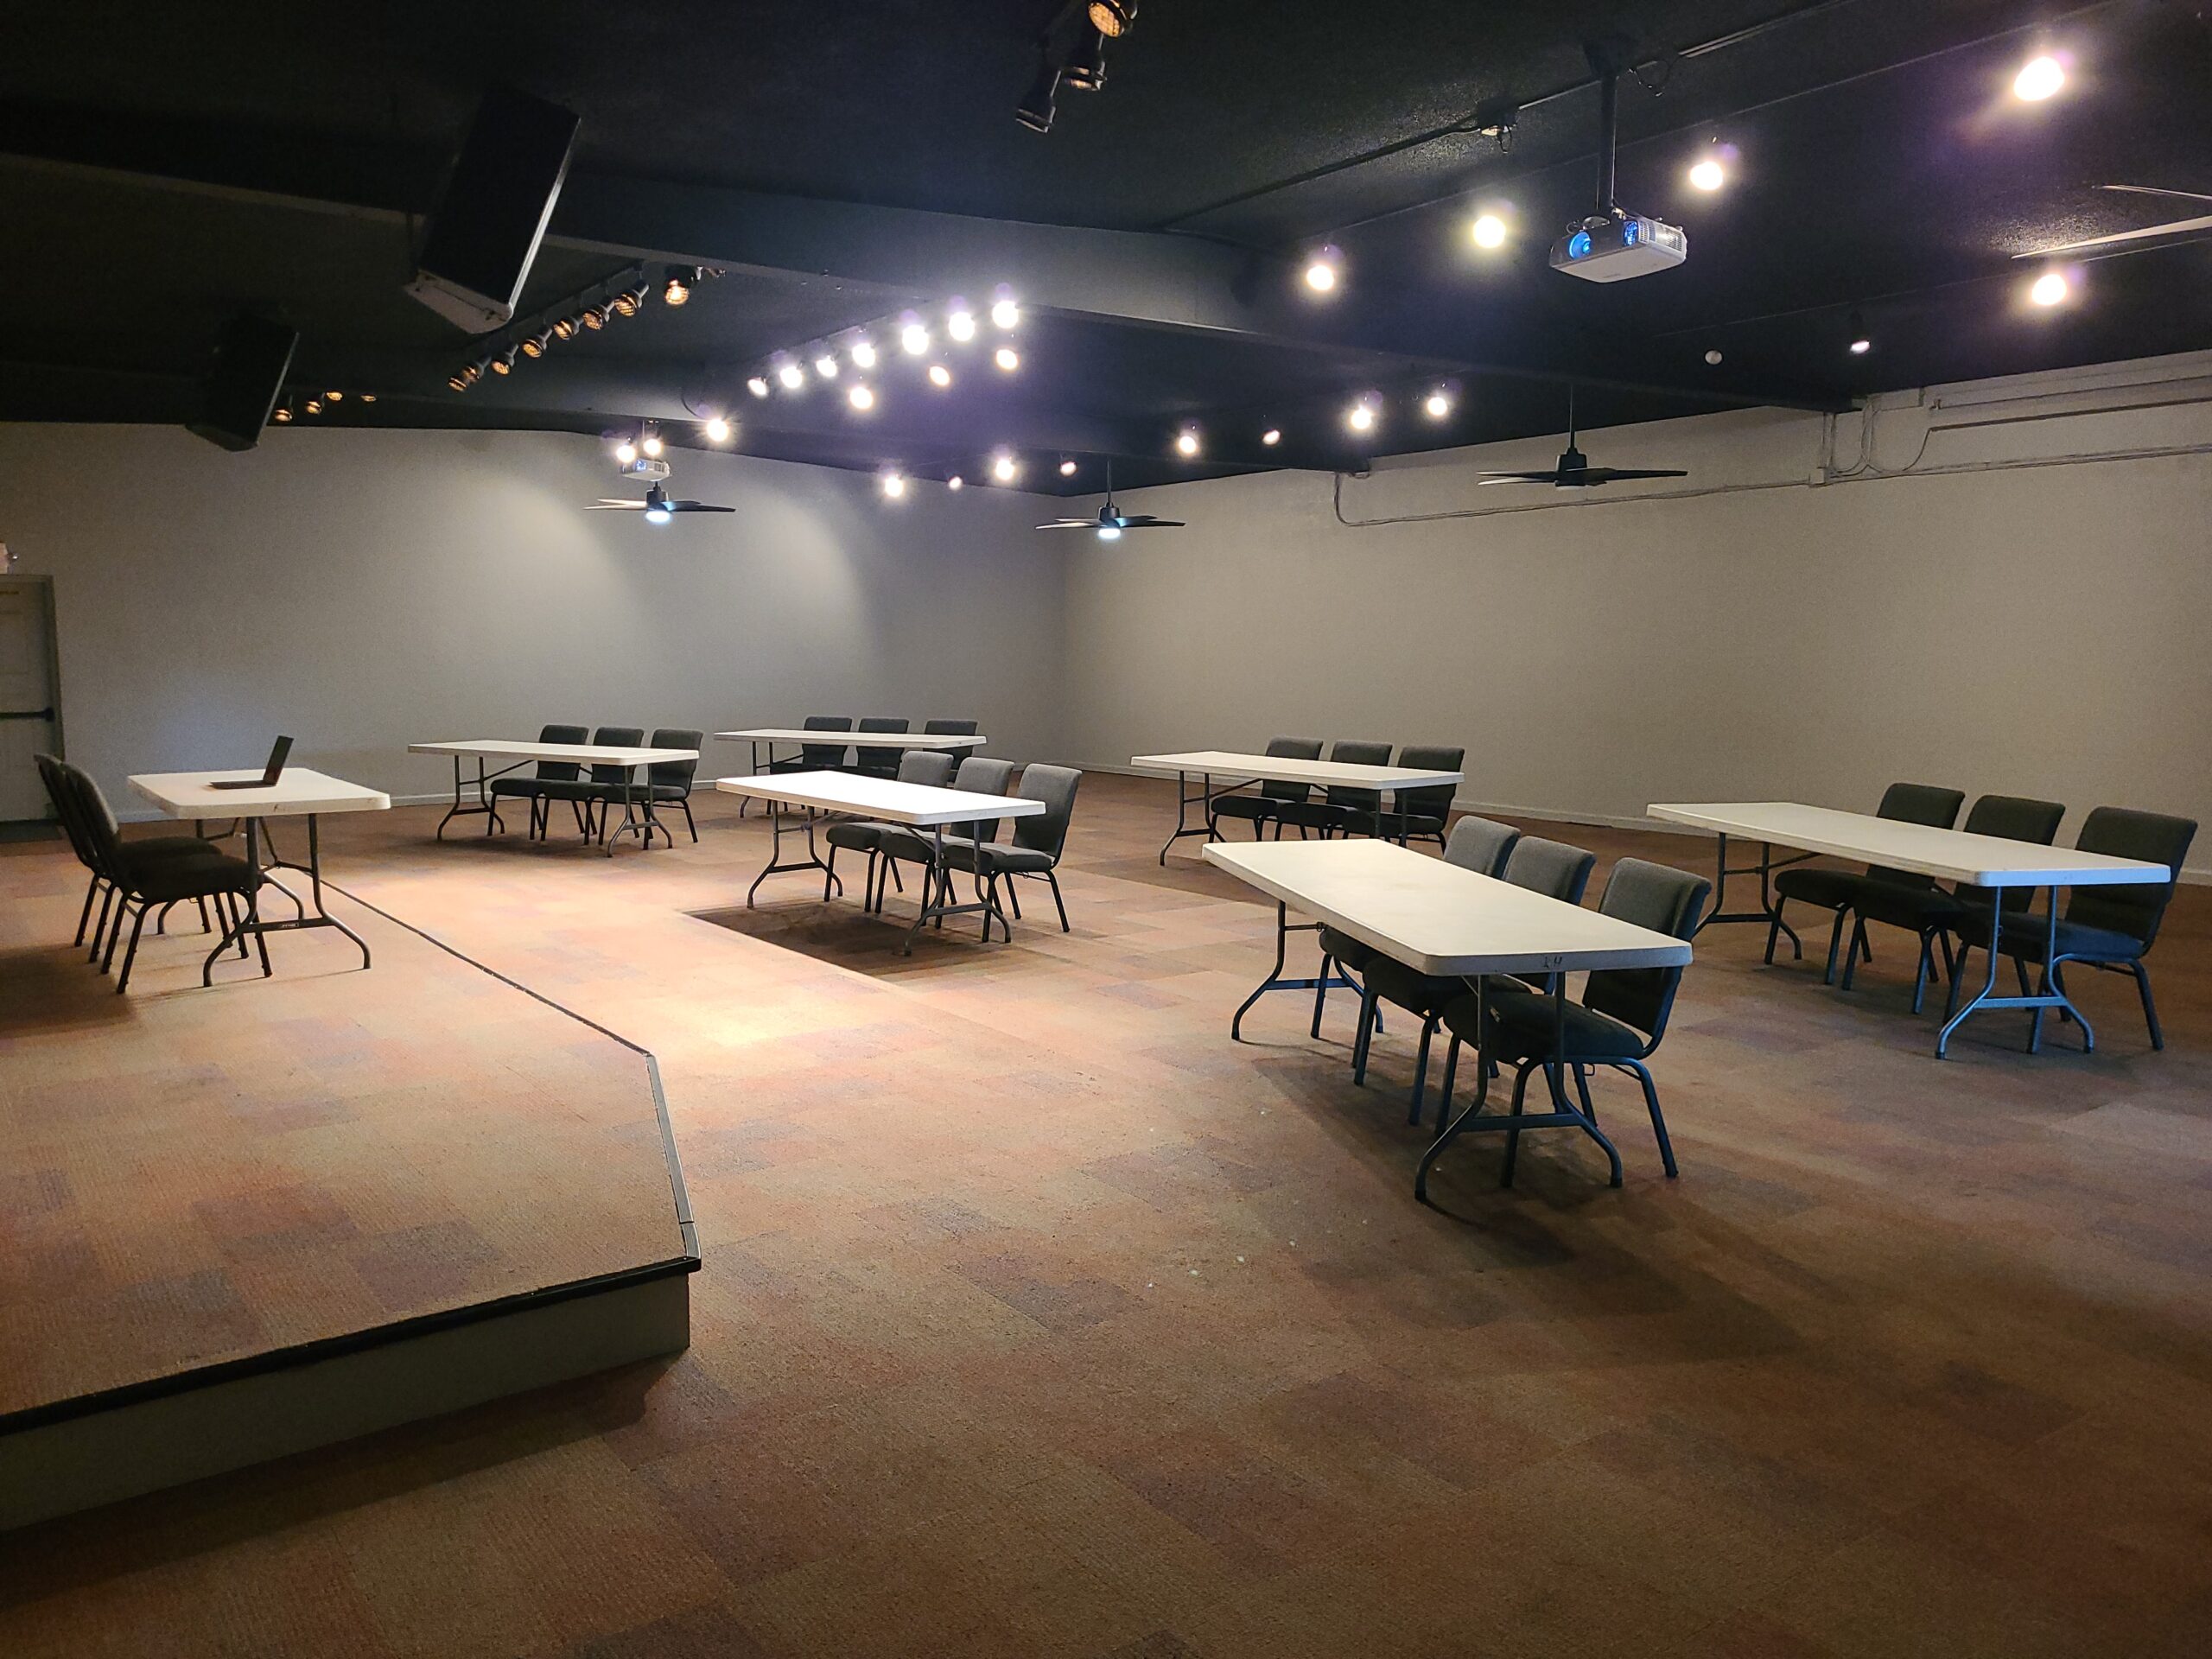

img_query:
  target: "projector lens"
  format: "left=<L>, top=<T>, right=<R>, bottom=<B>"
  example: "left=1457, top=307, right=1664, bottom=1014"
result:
left=1623, top=220, right=1639, bottom=245
left=1567, top=231, right=1592, bottom=259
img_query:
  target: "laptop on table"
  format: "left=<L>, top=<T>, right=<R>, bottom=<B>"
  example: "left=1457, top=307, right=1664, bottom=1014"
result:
left=208, top=735, right=293, bottom=791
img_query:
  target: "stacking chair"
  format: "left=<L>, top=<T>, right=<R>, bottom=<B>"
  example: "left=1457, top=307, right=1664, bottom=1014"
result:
left=765, top=715, right=853, bottom=775
left=1948, top=807, right=2196, bottom=1051
left=58, top=763, right=265, bottom=993
left=1433, top=859, right=1710, bottom=1185
left=1768, top=782, right=1964, bottom=982
left=645, top=728, right=703, bottom=842
left=537, top=725, right=644, bottom=842
left=942, top=764, right=1082, bottom=939
left=1842, top=794, right=2064, bottom=1013
left=1353, top=817, right=1524, bottom=1123
left=37, top=753, right=227, bottom=955
left=849, top=717, right=911, bottom=780
left=1273, top=740, right=1393, bottom=840
left=487, top=722, right=588, bottom=841
left=1208, top=736, right=1322, bottom=840
left=1375, top=744, right=1465, bottom=849
left=922, top=719, right=978, bottom=738
left=874, top=755, right=1015, bottom=918
left=826, top=748, right=955, bottom=906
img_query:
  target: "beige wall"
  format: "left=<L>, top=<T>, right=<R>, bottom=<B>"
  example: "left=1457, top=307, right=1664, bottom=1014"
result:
left=0, top=425, right=1065, bottom=810
left=1062, top=354, right=2212, bottom=876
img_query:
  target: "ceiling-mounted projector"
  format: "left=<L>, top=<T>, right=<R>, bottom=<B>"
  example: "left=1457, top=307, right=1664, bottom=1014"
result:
left=617, top=454, right=671, bottom=482
left=1550, top=212, right=1688, bottom=282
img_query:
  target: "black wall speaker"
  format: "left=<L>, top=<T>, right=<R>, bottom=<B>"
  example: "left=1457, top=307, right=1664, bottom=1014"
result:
left=185, top=313, right=299, bottom=452
left=405, top=86, right=581, bottom=333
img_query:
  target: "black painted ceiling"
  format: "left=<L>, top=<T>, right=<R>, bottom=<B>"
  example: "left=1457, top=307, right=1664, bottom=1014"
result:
left=2, top=0, right=2208, bottom=491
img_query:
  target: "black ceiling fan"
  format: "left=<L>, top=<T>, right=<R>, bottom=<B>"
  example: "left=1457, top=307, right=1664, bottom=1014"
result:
left=586, top=480, right=735, bottom=521
left=2017, top=184, right=2212, bottom=262
left=1035, top=460, right=1185, bottom=537
left=1474, top=386, right=1689, bottom=487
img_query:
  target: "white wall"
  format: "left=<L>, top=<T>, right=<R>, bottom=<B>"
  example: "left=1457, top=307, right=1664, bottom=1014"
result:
left=1063, top=353, right=2212, bottom=875
left=0, top=425, right=1066, bottom=810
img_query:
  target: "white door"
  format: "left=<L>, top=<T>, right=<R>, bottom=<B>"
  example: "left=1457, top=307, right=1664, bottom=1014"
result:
left=0, top=578, right=60, bottom=822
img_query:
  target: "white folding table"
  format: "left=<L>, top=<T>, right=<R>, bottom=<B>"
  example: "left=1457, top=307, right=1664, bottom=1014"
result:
left=1650, top=801, right=2171, bottom=1057
left=1129, top=749, right=1464, bottom=866
left=714, top=770, right=1043, bottom=953
left=1205, top=838, right=1691, bottom=1192
left=128, top=767, right=391, bottom=984
left=409, top=740, right=698, bottom=855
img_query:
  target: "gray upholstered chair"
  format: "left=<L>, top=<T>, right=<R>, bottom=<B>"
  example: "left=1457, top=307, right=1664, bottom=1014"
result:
left=1432, top=859, right=1710, bottom=1185
left=1843, top=794, right=2063, bottom=1012
left=1948, top=806, right=2196, bottom=1051
left=1769, top=782, right=1964, bottom=983
left=922, top=718, right=978, bottom=737
left=1209, top=736, right=1322, bottom=840
left=644, top=728, right=703, bottom=842
left=487, top=722, right=589, bottom=840
left=1376, top=744, right=1464, bottom=849
left=827, top=748, right=955, bottom=906
left=849, top=716, right=910, bottom=780
left=38, top=753, right=227, bottom=956
left=942, top=764, right=1082, bottom=939
left=535, top=725, right=644, bottom=842
left=1273, top=739, right=1393, bottom=839
left=765, top=715, right=853, bottom=775
left=874, top=754, right=1015, bottom=918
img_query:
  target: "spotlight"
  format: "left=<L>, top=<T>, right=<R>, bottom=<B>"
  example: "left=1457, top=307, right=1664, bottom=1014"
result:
left=703, top=416, right=732, bottom=442
left=881, top=472, right=906, bottom=499
left=2029, top=269, right=2070, bottom=308
left=1423, top=388, right=1452, bottom=419
left=609, top=286, right=647, bottom=318
left=1470, top=213, right=1508, bottom=250
left=1089, top=0, right=1135, bottom=38
left=1174, top=427, right=1200, bottom=457
left=491, top=346, right=517, bottom=375
left=2013, top=54, right=2064, bottom=102
left=304, top=397, right=324, bottom=415
left=359, top=393, right=376, bottom=404
left=1059, top=457, right=1077, bottom=476
left=1704, top=349, right=1725, bottom=365
left=1847, top=313, right=1872, bottom=356
left=447, top=371, right=471, bottom=391
left=992, top=450, right=1019, bottom=482
left=995, top=346, right=1020, bottom=372
left=662, top=267, right=696, bottom=305
left=850, top=339, right=877, bottom=369
left=615, top=439, right=638, bottom=464
left=849, top=384, right=876, bottom=410
left=1303, top=250, right=1340, bottom=293
left=990, top=295, right=1020, bottom=329
left=582, top=302, right=608, bottom=330
left=1262, top=428, right=1281, bottom=446
left=947, top=474, right=963, bottom=491
left=325, top=390, right=343, bottom=402
left=928, top=364, right=953, bottom=388
left=901, top=321, right=931, bottom=354
left=815, top=354, right=839, bottom=378
left=1688, top=143, right=1726, bottom=193
left=272, top=406, right=293, bottom=423
left=520, top=328, right=553, bottom=359
left=1346, top=397, right=1376, bottom=432
left=551, top=315, right=582, bottom=341
left=1065, top=28, right=1107, bottom=92
left=777, top=361, right=806, bottom=390
left=948, top=308, right=976, bottom=342
left=641, top=430, right=664, bottom=458
left=747, top=376, right=771, bottom=398
left=1015, top=59, right=1060, bottom=133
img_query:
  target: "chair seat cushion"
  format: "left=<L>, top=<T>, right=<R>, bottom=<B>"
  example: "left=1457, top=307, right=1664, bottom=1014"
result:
left=823, top=822, right=881, bottom=852
left=487, top=777, right=555, bottom=798
left=1318, top=925, right=1377, bottom=972
left=1851, top=882, right=1970, bottom=932
left=1364, top=956, right=1461, bottom=1019
left=1955, top=912, right=2143, bottom=963
left=1772, top=868, right=1866, bottom=911
left=645, top=783, right=692, bottom=802
left=118, top=835, right=227, bottom=864
left=531, top=779, right=616, bottom=802
left=1440, top=989, right=1647, bottom=1063
left=1210, top=795, right=1279, bottom=823
left=132, top=854, right=258, bottom=902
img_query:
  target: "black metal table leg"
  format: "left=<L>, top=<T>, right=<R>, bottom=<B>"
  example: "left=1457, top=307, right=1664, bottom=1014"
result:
left=206, top=811, right=371, bottom=982
left=1693, top=833, right=1812, bottom=957
left=1936, top=886, right=2093, bottom=1058
left=1230, top=900, right=1356, bottom=1041
left=746, top=797, right=842, bottom=905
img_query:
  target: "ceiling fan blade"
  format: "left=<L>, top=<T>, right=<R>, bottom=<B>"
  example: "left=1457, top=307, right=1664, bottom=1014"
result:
left=1582, top=467, right=1690, bottom=482
left=671, top=501, right=735, bottom=512
left=2015, top=214, right=2212, bottom=257
left=2101, top=184, right=2212, bottom=206
left=1474, top=470, right=1564, bottom=484
left=1119, top=518, right=1185, bottom=529
left=588, top=499, right=650, bottom=509
left=1035, top=519, right=1098, bottom=529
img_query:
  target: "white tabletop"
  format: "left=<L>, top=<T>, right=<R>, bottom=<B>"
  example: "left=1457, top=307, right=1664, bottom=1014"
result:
left=409, top=740, right=697, bottom=767
left=715, top=728, right=987, bottom=750
left=1648, top=802, right=2170, bottom=889
left=714, top=770, right=1044, bottom=827
left=1205, top=839, right=1689, bottom=977
left=1130, top=750, right=1463, bottom=791
left=130, top=768, right=393, bottom=819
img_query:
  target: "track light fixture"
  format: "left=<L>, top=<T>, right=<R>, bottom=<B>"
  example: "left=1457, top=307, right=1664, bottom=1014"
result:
left=850, top=338, right=878, bottom=369
left=1847, top=312, right=1872, bottom=355
left=1065, top=27, right=1108, bottom=92
left=582, top=302, right=609, bottom=330
left=614, top=438, right=638, bottom=464
left=747, top=376, right=771, bottom=398
left=551, top=315, right=582, bottom=342
left=1174, top=427, right=1200, bottom=457
left=880, top=472, right=906, bottom=499
left=1059, top=456, right=1077, bottom=476
left=814, top=353, right=840, bottom=378
left=520, top=327, right=553, bottom=358
left=608, top=287, right=641, bottom=319
left=663, top=266, right=698, bottom=305
left=640, top=429, right=664, bottom=458
left=777, top=360, right=806, bottom=390
left=992, top=450, right=1020, bottom=483
left=491, top=346, right=518, bottom=375
left=901, top=321, right=931, bottom=354
left=991, top=294, right=1020, bottom=329
left=703, top=416, right=731, bottom=442
left=303, top=397, right=324, bottom=415
left=995, top=346, right=1020, bottom=372
left=948, top=307, right=976, bottom=342
left=849, top=384, right=876, bottom=410
left=1088, top=0, right=1135, bottom=37
left=928, top=364, right=953, bottom=388
left=947, top=474, right=963, bottom=491
left=447, top=371, right=471, bottom=392
left=272, top=405, right=293, bottom=423
left=1262, top=428, right=1281, bottom=446
left=1016, top=55, right=1062, bottom=133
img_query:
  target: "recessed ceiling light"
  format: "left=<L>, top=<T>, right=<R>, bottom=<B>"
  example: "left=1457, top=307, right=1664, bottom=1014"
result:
left=1848, top=337, right=1872, bottom=355
left=703, top=416, right=732, bottom=442
left=814, top=354, right=839, bottom=378
left=747, top=376, right=771, bottom=398
left=928, top=364, right=953, bottom=388
left=991, top=296, right=1020, bottom=329
left=777, top=362, right=805, bottom=390
left=995, top=346, right=1020, bottom=372
left=1423, top=389, right=1452, bottom=419
left=881, top=472, right=906, bottom=499
left=901, top=322, right=931, bottom=354
left=1175, top=428, right=1200, bottom=457
left=1304, top=251, right=1340, bottom=293
left=1346, top=397, right=1376, bottom=432
left=947, top=474, right=963, bottom=490
left=640, top=431, right=664, bottom=458
left=2029, top=269, right=2070, bottom=307
left=1704, top=349, right=1724, bottom=365
left=1470, top=213, right=1508, bottom=250
left=1059, top=457, right=1077, bottom=476
left=850, top=340, right=877, bottom=369
left=2013, top=54, right=2064, bottom=102
left=1262, top=428, right=1281, bottom=446
left=948, top=309, right=976, bottom=342
left=849, top=384, right=875, bottom=410
left=992, top=450, right=1019, bottom=482
left=1688, top=150, right=1726, bottom=193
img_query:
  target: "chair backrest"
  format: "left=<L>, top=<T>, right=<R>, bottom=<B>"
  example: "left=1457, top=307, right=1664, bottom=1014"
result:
left=58, top=764, right=127, bottom=880
left=35, top=753, right=95, bottom=872
left=1324, top=739, right=1393, bottom=812
left=537, top=722, right=588, bottom=782
left=648, top=728, right=702, bottom=790
left=1444, top=815, right=1519, bottom=877
left=853, top=717, right=911, bottom=779
left=800, top=715, right=853, bottom=769
left=1392, top=743, right=1463, bottom=822
left=588, top=726, right=645, bottom=786
left=1501, top=835, right=1595, bottom=905
left=951, top=754, right=1016, bottom=844
left=1259, top=735, right=1324, bottom=802
left=1953, top=794, right=2066, bottom=914
left=896, top=749, right=957, bottom=787
left=1864, top=781, right=1966, bottom=891
left=1583, top=859, right=1712, bottom=1042
left=922, top=718, right=977, bottom=736
left=1011, top=764, right=1081, bottom=858
left=2063, top=807, right=2197, bottom=950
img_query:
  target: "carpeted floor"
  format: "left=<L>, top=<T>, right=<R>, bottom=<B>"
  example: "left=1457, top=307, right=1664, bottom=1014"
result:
left=2, top=771, right=2208, bottom=1656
